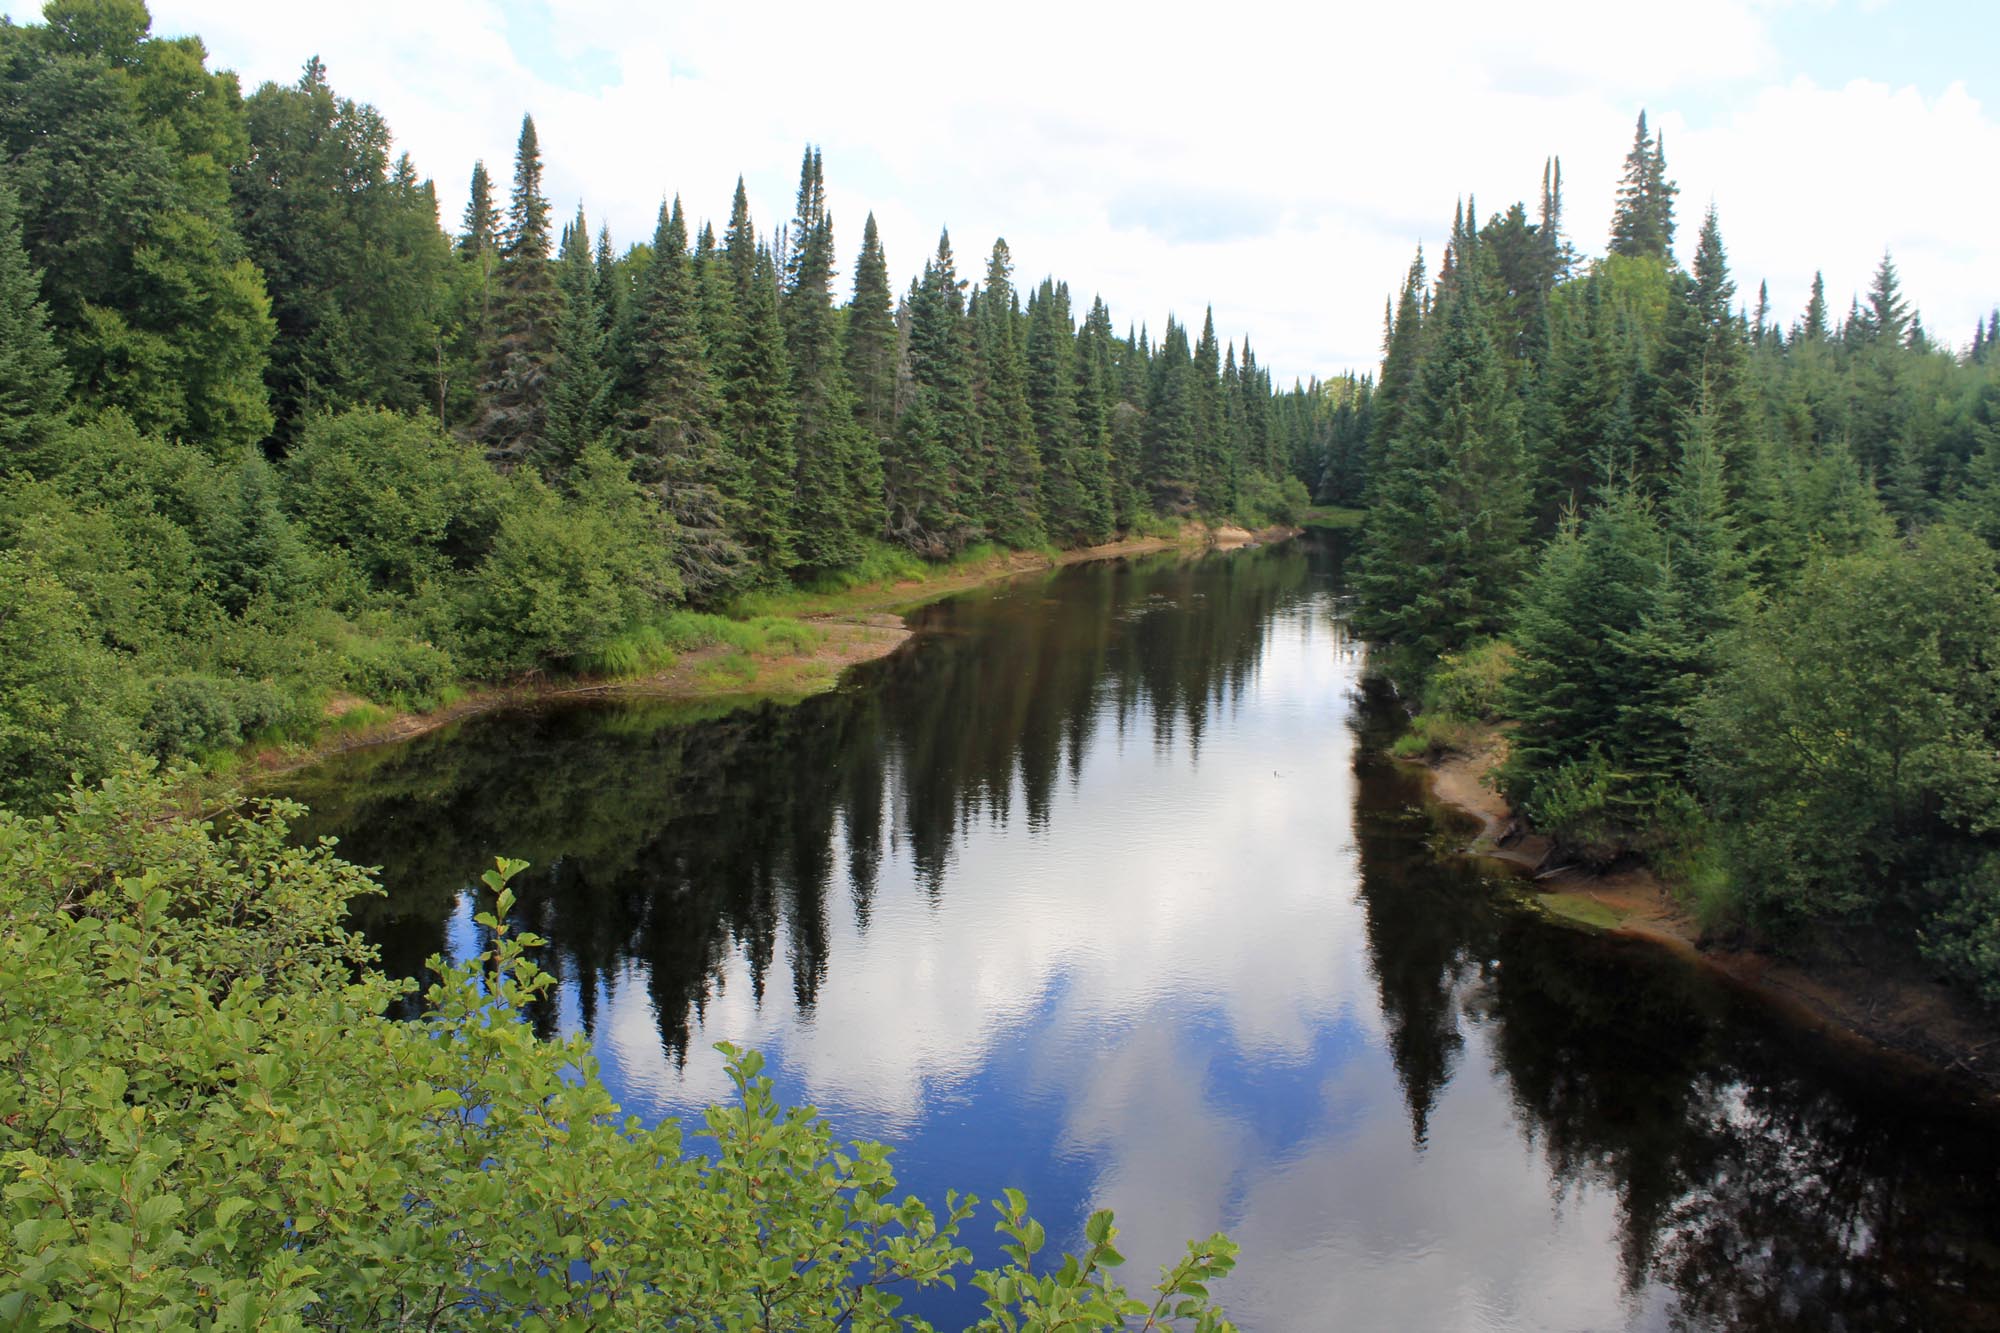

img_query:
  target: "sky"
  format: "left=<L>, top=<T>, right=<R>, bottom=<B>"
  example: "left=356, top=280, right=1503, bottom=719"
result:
left=21, top=0, right=1999, bottom=384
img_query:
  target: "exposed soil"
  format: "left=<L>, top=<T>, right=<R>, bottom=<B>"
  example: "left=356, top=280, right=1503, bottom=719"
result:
left=248, top=525, right=1250, bottom=781
left=1414, top=737, right=2000, bottom=1101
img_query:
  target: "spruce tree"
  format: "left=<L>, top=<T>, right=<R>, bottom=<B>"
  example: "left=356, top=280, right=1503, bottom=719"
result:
left=460, top=160, right=498, bottom=258
left=1026, top=278, right=1104, bottom=544
left=1353, top=281, right=1531, bottom=664
left=1368, top=250, right=1427, bottom=489
left=719, top=247, right=798, bottom=577
left=782, top=147, right=880, bottom=574
left=891, top=232, right=979, bottom=554
left=1607, top=111, right=1677, bottom=260
left=973, top=238, right=1042, bottom=546
left=541, top=207, right=612, bottom=475
left=0, top=178, right=69, bottom=464
left=623, top=198, right=744, bottom=600
left=473, top=114, right=559, bottom=469
left=844, top=214, right=898, bottom=446
left=1143, top=318, right=1197, bottom=514
left=1192, top=308, right=1231, bottom=512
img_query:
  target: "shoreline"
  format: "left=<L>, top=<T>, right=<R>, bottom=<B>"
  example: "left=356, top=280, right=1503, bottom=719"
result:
left=250, top=523, right=1294, bottom=780
left=1409, top=736, right=2000, bottom=1101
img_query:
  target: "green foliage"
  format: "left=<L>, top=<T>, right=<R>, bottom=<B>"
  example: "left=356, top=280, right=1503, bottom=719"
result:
left=1693, top=529, right=2000, bottom=992
left=1423, top=639, right=1516, bottom=722
left=1388, top=711, right=1485, bottom=761
left=0, top=549, right=138, bottom=809
left=282, top=407, right=504, bottom=595
left=0, top=766, right=1239, bottom=1330
left=1232, top=471, right=1311, bottom=529
left=139, top=672, right=300, bottom=756
left=457, top=444, right=682, bottom=674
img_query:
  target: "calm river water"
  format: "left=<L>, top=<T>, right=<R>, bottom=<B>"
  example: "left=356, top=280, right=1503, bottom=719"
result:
left=286, top=534, right=2000, bottom=1331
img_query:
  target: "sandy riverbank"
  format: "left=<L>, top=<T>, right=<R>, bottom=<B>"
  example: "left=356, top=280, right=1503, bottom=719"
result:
left=1413, top=734, right=2000, bottom=1100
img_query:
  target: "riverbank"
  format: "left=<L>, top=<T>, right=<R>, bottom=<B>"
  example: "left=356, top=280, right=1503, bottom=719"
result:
left=250, top=522, right=1290, bottom=780
left=1411, top=732, right=2000, bottom=1100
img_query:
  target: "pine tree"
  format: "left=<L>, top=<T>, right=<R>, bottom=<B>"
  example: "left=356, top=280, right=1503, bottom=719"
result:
left=540, top=207, right=612, bottom=475
left=844, top=214, right=898, bottom=447
left=1354, top=281, right=1531, bottom=664
left=782, top=147, right=879, bottom=575
left=1143, top=318, right=1198, bottom=514
left=973, top=239, right=1042, bottom=545
left=1026, top=278, right=1106, bottom=544
left=473, top=114, right=559, bottom=469
left=719, top=247, right=798, bottom=577
left=460, top=160, right=498, bottom=258
left=623, top=198, right=744, bottom=601
left=1800, top=271, right=1829, bottom=343
left=1607, top=111, right=1677, bottom=260
left=0, top=178, right=69, bottom=464
left=1192, top=308, right=1231, bottom=512
left=1080, top=296, right=1135, bottom=531
left=887, top=231, right=979, bottom=554
left=1862, top=250, right=1912, bottom=346
left=1368, top=249, right=1427, bottom=489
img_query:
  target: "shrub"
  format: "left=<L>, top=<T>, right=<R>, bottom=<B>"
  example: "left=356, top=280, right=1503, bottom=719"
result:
left=1422, top=640, right=1516, bottom=723
left=0, top=767, right=1240, bottom=1329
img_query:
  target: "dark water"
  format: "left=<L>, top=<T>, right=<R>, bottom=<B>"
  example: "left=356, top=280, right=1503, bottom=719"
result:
left=285, top=536, right=2000, bottom=1331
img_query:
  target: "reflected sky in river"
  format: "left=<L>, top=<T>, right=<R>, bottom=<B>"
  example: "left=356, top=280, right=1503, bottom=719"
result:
left=287, top=538, right=2000, bottom=1331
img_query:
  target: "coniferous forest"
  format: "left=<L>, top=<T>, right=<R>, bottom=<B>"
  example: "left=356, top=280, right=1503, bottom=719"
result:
left=1349, top=112, right=2000, bottom=1005
left=0, top=5, right=1326, bottom=816
left=6, top=3, right=2000, bottom=1327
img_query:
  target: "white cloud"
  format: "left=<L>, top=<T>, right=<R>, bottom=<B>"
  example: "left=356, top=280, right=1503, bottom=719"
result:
left=43, top=0, right=1997, bottom=381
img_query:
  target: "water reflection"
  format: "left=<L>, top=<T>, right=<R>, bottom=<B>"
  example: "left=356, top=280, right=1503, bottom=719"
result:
left=288, top=537, right=2000, bottom=1331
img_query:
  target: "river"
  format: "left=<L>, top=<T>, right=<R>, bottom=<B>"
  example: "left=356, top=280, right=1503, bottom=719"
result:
left=284, top=533, right=2000, bottom=1331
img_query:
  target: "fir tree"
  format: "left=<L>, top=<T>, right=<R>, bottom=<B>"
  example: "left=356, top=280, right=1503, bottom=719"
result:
left=473, top=114, right=559, bottom=469
left=459, top=160, right=498, bottom=259
left=844, top=214, right=898, bottom=447
left=1192, top=308, right=1231, bottom=512
left=782, top=147, right=879, bottom=575
left=0, top=178, right=69, bottom=463
left=719, top=247, right=798, bottom=577
left=887, top=234, right=980, bottom=553
left=973, top=239, right=1042, bottom=546
left=1607, top=111, right=1677, bottom=260
left=1143, top=319, right=1197, bottom=514
left=623, top=198, right=744, bottom=601
left=1354, top=281, right=1531, bottom=664
left=540, top=207, right=612, bottom=475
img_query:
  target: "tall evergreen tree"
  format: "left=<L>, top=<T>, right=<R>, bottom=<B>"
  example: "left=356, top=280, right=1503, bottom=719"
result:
left=540, top=206, right=611, bottom=475
left=472, top=114, right=559, bottom=469
left=1143, top=318, right=1197, bottom=514
left=1354, top=281, right=1531, bottom=663
left=890, top=231, right=978, bottom=554
left=1192, top=308, right=1231, bottom=511
left=719, top=247, right=798, bottom=577
left=973, top=239, right=1042, bottom=546
left=623, top=198, right=743, bottom=600
left=844, top=213, right=898, bottom=448
left=782, top=147, right=880, bottom=574
left=0, top=178, right=69, bottom=464
left=1607, top=111, right=1677, bottom=261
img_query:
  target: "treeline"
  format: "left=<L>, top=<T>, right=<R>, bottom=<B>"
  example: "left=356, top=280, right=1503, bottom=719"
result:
left=1352, top=112, right=2000, bottom=1001
left=0, top=1, right=1331, bottom=811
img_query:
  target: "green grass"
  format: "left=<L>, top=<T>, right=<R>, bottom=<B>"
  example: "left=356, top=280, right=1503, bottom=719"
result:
left=1300, top=505, right=1365, bottom=530
left=1538, top=892, right=1623, bottom=931
left=581, top=613, right=828, bottom=680
left=1389, top=711, right=1484, bottom=760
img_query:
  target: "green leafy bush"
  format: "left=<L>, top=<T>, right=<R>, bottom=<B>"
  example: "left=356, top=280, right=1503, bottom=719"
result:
left=1421, top=639, right=1515, bottom=723
left=0, top=767, right=1239, bottom=1329
left=1233, top=472, right=1311, bottom=528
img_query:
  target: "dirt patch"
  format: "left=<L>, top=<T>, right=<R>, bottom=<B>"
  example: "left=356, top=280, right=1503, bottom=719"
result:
left=1409, top=738, right=2000, bottom=1100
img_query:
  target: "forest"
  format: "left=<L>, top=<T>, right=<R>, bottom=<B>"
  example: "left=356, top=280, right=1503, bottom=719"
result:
left=0, top=1, right=1342, bottom=814
left=1349, top=114, right=2000, bottom=1003
left=5, top=0, right=2000, bottom=1325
